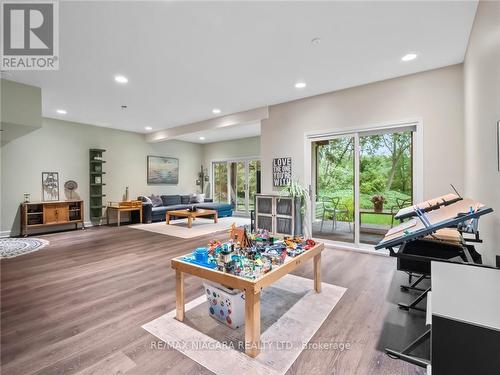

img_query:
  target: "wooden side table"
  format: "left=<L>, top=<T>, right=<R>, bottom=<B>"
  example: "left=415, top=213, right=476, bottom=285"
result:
left=106, top=201, right=142, bottom=227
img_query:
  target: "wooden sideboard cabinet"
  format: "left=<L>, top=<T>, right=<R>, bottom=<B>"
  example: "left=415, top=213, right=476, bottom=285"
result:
left=20, top=200, right=85, bottom=236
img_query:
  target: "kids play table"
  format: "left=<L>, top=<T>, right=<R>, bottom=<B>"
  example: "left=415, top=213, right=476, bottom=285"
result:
left=170, top=241, right=325, bottom=357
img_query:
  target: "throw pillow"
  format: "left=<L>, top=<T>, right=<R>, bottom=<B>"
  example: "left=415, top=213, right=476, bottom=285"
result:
left=161, top=195, right=181, bottom=206
left=141, top=196, right=152, bottom=205
left=189, top=193, right=198, bottom=203
left=195, top=193, right=205, bottom=203
left=149, top=194, right=163, bottom=207
left=180, top=195, right=191, bottom=204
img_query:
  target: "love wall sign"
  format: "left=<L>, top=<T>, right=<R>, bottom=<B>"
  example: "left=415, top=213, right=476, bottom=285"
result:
left=273, top=157, right=292, bottom=187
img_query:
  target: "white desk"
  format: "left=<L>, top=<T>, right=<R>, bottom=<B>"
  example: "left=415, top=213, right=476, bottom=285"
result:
left=430, top=262, right=500, bottom=375
left=431, top=262, right=500, bottom=330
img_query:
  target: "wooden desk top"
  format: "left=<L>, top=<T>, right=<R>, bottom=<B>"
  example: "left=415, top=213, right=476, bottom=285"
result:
left=171, top=242, right=324, bottom=294
left=394, top=193, right=460, bottom=219
left=22, top=200, right=83, bottom=205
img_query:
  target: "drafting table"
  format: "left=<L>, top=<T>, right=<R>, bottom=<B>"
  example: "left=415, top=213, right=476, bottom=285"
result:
left=376, top=198, right=492, bottom=312
left=375, top=198, right=492, bottom=253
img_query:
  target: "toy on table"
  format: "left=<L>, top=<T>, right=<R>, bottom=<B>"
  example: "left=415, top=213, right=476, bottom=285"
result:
left=181, top=247, right=217, bottom=269
left=217, top=244, right=234, bottom=272
left=208, top=239, right=222, bottom=255
left=304, top=239, right=316, bottom=250
left=229, top=223, right=251, bottom=248
left=182, top=232, right=317, bottom=279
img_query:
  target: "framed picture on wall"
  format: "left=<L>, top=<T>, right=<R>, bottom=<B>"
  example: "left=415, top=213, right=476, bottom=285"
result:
left=147, top=156, right=179, bottom=184
left=273, top=157, right=292, bottom=187
left=42, top=172, right=59, bottom=201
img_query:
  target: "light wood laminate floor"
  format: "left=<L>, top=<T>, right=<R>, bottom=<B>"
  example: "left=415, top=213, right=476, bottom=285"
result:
left=1, top=226, right=427, bottom=375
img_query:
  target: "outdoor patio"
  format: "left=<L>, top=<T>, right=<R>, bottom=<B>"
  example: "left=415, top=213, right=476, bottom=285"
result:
left=312, top=220, right=389, bottom=245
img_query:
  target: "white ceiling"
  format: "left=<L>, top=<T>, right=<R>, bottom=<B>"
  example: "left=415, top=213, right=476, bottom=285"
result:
left=174, top=121, right=261, bottom=144
left=5, top=1, right=477, bottom=136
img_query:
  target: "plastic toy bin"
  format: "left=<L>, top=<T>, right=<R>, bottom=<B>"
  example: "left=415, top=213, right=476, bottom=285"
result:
left=203, top=282, right=245, bottom=329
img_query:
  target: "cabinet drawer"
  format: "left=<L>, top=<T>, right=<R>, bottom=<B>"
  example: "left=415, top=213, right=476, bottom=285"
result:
left=44, top=204, right=69, bottom=224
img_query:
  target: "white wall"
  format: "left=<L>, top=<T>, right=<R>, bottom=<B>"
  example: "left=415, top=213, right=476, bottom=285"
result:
left=463, top=1, right=500, bottom=266
left=1, top=118, right=202, bottom=235
left=202, top=136, right=260, bottom=165
left=261, top=65, right=465, bottom=201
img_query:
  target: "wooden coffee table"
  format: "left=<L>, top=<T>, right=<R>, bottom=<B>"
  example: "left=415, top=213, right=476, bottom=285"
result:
left=166, top=208, right=218, bottom=228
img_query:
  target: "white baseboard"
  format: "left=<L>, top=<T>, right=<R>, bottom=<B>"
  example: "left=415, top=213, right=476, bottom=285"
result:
left=0, top=221, right=93, bottom=238
left=322, top=240, right=389, bottom=256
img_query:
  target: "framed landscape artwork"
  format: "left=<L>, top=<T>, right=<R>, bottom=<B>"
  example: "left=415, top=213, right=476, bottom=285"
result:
left=147, top=156, right=179, bottom=184
left=42, top=172, right=59, bottom=201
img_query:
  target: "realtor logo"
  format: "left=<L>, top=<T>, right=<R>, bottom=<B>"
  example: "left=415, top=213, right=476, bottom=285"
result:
left=1, top=1, right=59, bottom=70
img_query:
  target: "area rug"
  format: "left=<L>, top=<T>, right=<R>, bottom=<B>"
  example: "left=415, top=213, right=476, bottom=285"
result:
left=130, top=216, right=250, bottom=238
left=0, top=238, right=49, bottom=258
left=143, top=274, right=346, bottom=375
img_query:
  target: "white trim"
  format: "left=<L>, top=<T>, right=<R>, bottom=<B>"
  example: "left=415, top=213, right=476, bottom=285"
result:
left=354, top=134, right=360, bottom=244
left=304, top=118, right=424, bottom=250
left=209, top=156, right=260, bottom=163
left=413, top=121, right=424, bottom=203
left=304, top=117, right=422, bottom=139
left=1, top=221, right=93, bottom=238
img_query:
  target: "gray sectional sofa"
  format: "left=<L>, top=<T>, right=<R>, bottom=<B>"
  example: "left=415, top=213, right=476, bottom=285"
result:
left=138, top=194, right=233, bottom=223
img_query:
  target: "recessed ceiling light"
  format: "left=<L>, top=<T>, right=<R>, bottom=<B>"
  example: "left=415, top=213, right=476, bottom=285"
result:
left=114, top=75, right=128, bottom=84
left=212, top=108, right=221, bottom=115
left=145, top=126, right=152, bottom=131
left=199, top=136, right=205, bottom=140
left=121, top=105, right=127, bottom=110
left=56, top=109, right=67, bottom=114
left=401, top=53, right=418, bottom=62
left=311, top=37, right=321, bottom=45
left=295, top=82, right=306, bottom=89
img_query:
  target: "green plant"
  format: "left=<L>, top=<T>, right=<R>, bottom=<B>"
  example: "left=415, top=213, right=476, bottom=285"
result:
left=279, top=180, right=309, bottom=214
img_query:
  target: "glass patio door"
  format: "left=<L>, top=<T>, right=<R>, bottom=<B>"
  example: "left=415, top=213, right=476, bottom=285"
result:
left=230, top=161, right=247, bottom=212
left=212, top=159, right=261, bottom=215
left=310, top=126, right=415, bottom=246
left=312, top=136, right=356, bottom=243
left=212, top=162, right=228, bottom=203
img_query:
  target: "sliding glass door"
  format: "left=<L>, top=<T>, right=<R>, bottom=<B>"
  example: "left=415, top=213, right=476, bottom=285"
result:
left=311, top=127, right=414, bottom=246
left=213, top=162, right=228, bottom=203
left=359, top=131, right=413, bottom=244
left=313, top=136, right=355, bottom=243
left=212, top=159, right=261, bottom=215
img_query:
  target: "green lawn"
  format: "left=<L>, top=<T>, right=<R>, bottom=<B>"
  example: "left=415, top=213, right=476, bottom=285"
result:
left=360, top=213, right=393, bottom=226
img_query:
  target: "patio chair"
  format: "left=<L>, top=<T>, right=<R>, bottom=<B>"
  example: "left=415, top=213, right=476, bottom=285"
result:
left=319, top=196, right=351, bottom=232
left=390, top=197, right=412, bottom=228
